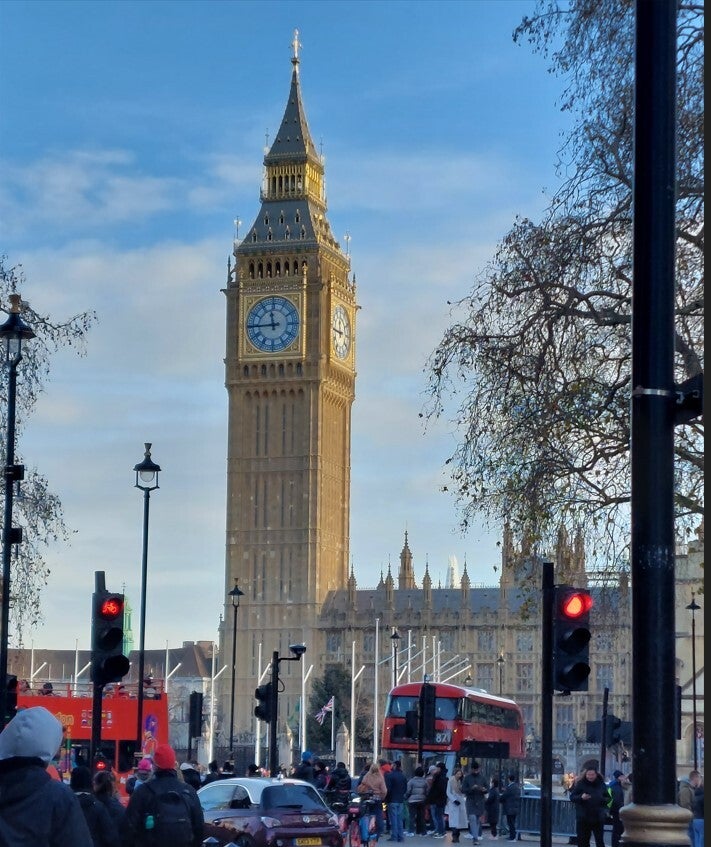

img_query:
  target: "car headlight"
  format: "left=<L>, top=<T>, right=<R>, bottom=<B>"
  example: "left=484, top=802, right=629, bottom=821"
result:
left=261, top=816, right=283, bottom=828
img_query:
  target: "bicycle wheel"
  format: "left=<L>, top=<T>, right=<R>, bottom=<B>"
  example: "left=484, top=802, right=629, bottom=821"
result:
left=349, top=818, right=362, bottom=847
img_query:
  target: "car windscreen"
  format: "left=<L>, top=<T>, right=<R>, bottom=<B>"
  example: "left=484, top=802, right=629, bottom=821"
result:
left=199, top=783, right=251, bottom=811
left=261, top=784, right=326, bottom=811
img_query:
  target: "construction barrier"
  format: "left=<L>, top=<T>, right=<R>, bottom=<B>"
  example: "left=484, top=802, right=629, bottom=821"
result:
left=516, top=796, right=578, bottom=838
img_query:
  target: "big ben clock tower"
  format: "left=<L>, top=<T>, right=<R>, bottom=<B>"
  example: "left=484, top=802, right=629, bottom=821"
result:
left=223, top=34, right=357, bottom=738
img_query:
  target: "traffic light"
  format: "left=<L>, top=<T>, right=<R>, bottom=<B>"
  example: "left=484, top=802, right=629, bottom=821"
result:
left=420, top=682, right=436, bottom=742
left=91, top=589, right=130, bottom=687
left=606, top=714, right=622, bottom=746
left=189, top=691, right=204, bottom=737
left=552, top=585, right=593, bottom=693
left=254, top=682, right=273, bottom=723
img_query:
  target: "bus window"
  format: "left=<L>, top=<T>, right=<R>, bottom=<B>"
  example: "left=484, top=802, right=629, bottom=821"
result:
left=435, top=697, right=459, bottom=721
left=387, top=695, right=419, bottom=716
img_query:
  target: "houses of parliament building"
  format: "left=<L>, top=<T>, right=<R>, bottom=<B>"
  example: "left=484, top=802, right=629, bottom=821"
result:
left=219, top=36, right=704, bottom=774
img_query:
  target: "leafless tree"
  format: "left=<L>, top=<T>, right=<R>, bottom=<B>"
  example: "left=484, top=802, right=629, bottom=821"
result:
left=425, top=0, right=703, bottom=563
left=0, top=256, right=96, bottom=642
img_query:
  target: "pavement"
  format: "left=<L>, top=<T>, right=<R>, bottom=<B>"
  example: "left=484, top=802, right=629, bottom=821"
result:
left=372, top=833, right=585, bottom=847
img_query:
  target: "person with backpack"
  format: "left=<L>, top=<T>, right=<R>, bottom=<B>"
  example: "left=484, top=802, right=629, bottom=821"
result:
left=70, top=766, right=121, bottom=847
left=124, top=743, right=204, bottom=847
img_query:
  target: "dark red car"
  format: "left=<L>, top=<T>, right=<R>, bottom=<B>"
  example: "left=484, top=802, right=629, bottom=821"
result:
left=198, top=776, right=344, bottom=847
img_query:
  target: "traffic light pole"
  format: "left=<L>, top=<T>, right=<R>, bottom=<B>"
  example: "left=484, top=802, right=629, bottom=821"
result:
left=269, top=651, right=279, bottom=776
left=599, top=686, right=609, bottom=778
left=91, top=681, right=104, bottom=764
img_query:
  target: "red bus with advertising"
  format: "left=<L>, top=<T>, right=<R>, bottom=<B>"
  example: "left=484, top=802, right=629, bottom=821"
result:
left=17, top=679, right=169, bottom=797
left=381, top=681, right=525, bottom=778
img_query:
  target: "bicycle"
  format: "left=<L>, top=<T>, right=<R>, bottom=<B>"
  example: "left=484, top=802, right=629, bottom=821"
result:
left=355, top=793, right=380, bottom=847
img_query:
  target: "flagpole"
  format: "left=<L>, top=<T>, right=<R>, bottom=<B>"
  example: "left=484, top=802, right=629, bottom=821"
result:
left=351, top=640, right=365, bottom=775
left=331, top=696, right=336, bottom=753
left=373, top=618, right=380, bottom=762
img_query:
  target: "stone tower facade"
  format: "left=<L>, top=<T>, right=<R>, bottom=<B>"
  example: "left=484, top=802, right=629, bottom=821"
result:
left=222, top=37, right=357, bottom=740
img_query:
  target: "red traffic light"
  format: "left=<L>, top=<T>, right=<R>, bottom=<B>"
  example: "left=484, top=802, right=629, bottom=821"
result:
left=560, top=591, right=593, bottom=619
left=99, top=596, right=124, bottom=620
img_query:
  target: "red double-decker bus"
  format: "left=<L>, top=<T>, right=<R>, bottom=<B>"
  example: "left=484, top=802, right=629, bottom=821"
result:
left=381, top=681, right=525, bottom=777
left=17, top=679, right=169, bottom=797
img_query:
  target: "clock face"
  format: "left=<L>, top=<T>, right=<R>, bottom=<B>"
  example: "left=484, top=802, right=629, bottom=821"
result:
left=246, top=296, right=300, bottom=352
left=331, top=305, right=351, bottom=359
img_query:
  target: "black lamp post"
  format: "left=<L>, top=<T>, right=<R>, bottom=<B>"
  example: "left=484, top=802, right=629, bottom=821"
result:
left=228, top=579, right=245, bottom=756
left=133, top=443, right=160, bottom=749
left=391, top=628, right=401, bottom=688
left=497, top=652, right=505, bottom=696
left=496, top=653, right=506, bottom=782
left=0, top=294, right=34, bottom=729
left=686, top=593, right=700, bottom=771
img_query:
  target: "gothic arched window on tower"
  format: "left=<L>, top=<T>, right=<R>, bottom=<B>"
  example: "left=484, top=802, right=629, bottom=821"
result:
left=300, top=226, right=306, bottom=239
left=266, top=262, right=272, bottom=277
left=252, top=230, right=258, bottom=242
left=285, top=227, right=291, bottom=240
left=257, top=262, right=263, bottom=278
left=293, top=260, right=298, bottom=275
left=295, top=210, right=301, bottom=223
left=275, top=261, right=281, bottom=276
left=249, top=262, right=255, bottom=279
left=267, top=229, right=273, bottom=242
left=279, top=212, right=284, bottom=224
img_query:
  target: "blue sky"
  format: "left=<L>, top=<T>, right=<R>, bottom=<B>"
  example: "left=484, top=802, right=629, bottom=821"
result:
left=0, top=0, right=570, bottom=651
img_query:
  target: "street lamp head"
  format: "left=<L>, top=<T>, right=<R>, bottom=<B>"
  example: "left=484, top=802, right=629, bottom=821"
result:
left=391, top=628, right=401, bottom=642
left=463, top=674, right=473, bottom=686
left=0, top=294, right=35, bottom=363
left=497, top=653, right=505, bottom=666
left=686, top=594, right=701, bottom=613
left=289, top=643, right=307, bottom=659
left=229, top=580, right=245, bottom=608
left=134, top=443, right=161, bottom=492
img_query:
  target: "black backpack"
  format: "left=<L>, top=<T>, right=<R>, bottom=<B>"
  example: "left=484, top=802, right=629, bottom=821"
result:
left=145, top=782, right=194, bottom=846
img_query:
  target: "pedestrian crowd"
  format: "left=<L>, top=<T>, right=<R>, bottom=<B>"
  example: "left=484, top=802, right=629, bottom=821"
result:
left=0, top=708, right=702, bottom=847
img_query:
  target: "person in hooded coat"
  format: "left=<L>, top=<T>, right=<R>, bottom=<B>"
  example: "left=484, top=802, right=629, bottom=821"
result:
left=70, top=765, right=121, bottom=847
left=0, top=705, right=93, bottom=846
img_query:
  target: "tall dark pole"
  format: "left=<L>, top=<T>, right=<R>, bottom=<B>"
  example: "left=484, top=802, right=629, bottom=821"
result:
left=136, top=486, right=151, bottom=749
left=625, top=2, right=692, bottom=845
left=133, top=444, right=160, bottom=751
left=496, top=653, right=504, bottom=784
left=269, top=650, right=279, bottom=777
left=0, top=295, right=34, bottom=730
left=629, top=0, right=677, bottom=814
left=540, top=560, right=553, bottom=847
left=391, top=628, right=400, bottom=689
left=686, top=595, right=700, bottom=771
left=228, top=580, right=244, bottom=756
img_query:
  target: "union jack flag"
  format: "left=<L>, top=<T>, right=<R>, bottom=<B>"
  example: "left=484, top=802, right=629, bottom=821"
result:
left=315, top=696, right=334, bottom=725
